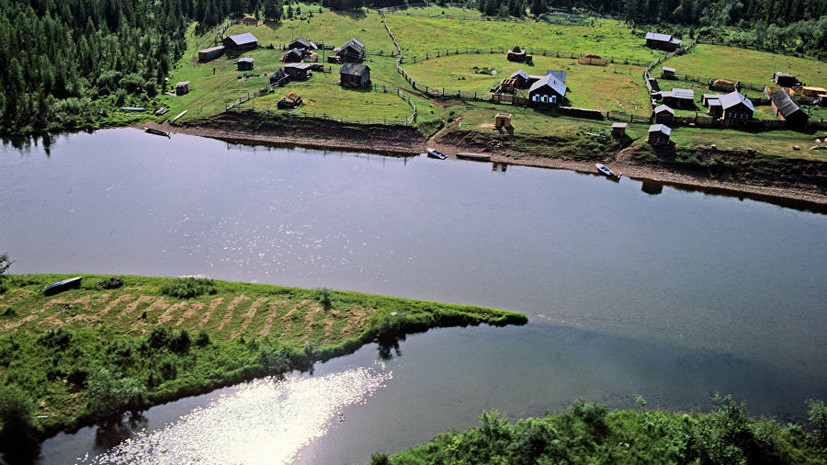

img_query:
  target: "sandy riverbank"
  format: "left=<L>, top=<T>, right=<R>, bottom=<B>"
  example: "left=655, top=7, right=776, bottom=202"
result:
left=143, top=117, right=827, bottom=212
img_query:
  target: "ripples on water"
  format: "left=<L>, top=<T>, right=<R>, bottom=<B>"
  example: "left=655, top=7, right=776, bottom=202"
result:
left=78, top=364, right=391, bottom=465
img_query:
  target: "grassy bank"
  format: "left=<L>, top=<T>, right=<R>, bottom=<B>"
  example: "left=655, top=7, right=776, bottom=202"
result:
left=0, top=274, right=526, bottom=445
left=366, top=397, right=827, bottom=465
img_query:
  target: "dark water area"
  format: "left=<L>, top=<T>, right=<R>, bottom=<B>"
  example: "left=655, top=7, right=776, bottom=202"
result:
left=1, top=129, right=825, bottom=465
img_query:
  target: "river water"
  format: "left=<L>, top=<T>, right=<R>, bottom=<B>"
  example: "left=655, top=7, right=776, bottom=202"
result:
left=1, top=129, right=825, bottom=465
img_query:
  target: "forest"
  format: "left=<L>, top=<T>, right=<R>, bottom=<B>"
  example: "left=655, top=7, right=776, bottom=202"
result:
left=0, top=0, right=825, bottom=135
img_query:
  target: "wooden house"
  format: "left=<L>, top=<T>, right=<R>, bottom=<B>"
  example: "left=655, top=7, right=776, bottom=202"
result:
left=198, top=45, right=225, bottom=62
left=494, top=113, right=512, bottom=129
left=236, top=57, right=254, bottom=71
left=770, top=89, right=808, bottom=126
left=223, top=33, right=258, bottom=53
left=611, top=122, right=627, bottom=137
left=719, top=91, right=754, bottom=120
left=340, top=63, right=371, bottom=88
left=647, top=124, right=672, bottom=146
left=241, top=16, right=258, bottom=26
left=175, top=81, right=189, bottom=95
left=645, top=32, right=680, bottom=52
left=333, top=38, right=365, bottom=63
left=653, top=104, right=675, bottom=122
left=661, top=67, right=676, bottom=79
left=282, top=49, right=304, bottom=63
left=528, top=72, right=566, bottom=108
left=288, top=37, right=317, bottom=51
left=705, top=97, right=723, bottom=118
left=284, top=63, right=313, bottom=80
left=772, top=72, right=798, bottom=87
left=661, top=88, right=695, bottom=109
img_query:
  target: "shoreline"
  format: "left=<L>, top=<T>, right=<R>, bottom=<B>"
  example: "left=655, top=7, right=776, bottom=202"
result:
left=143, top=118, right=827, bottom=212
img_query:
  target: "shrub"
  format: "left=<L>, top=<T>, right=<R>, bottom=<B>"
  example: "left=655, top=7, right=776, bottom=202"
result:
left=0, top=384, right=35, bottom=438
left=86, top=367, right=147, bottom=418
left=160, top=277, right=216, bottom=299
left=195, top=330, right=210, bottom=347
left=97, top=277, right=124, bottom=289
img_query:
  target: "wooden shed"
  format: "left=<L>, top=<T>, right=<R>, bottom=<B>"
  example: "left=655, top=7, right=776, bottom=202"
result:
left=770, top=89, right=808, bottom=126
left=340, top=63, right=371, bottom=88
left=282, top=49, right=304, bottom=63
left=494, top=113, right=512, bottom=129
left=223, top=32, right=259, bottom=53
left=175, top=81, right=189, bottom=95
left=661, top=67, right=676, bottom=79
left=333, top=38, right=366, bottom=63
left=645, top=32, right=680, bottom=52
left=236, top=57, right=254, bottom=71
left=198, top=45, right=225, bottom=62
left=507, top=46, right=532, bottom=64
left=648, top=124, right=671, bottom=146
left=653, top=104, right=675, bottom=122
left=661, top=88, right=695, bottom=109
left=611, top=122, right=627, bottom=137
left=772, top=72, right=798, bottom=87
left=284, top=63, right=312, bottom=80
left=801, top=86, right=827, bottom=98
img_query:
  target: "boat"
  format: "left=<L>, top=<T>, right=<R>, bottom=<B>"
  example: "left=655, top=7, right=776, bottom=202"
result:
left=44, top=277, right=82, bottom=296
left=595, top=163, right=617, bottom=177
left=145, top=127, right=170, bottom=138
left=426, top=148, right=447, bottom=160
left=456, top=152, right=491, bottom=162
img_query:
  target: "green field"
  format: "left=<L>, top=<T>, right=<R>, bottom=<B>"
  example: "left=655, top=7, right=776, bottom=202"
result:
left=405, top=54, right=649, bottom=113
left=663, top=44, right=827, bottom=88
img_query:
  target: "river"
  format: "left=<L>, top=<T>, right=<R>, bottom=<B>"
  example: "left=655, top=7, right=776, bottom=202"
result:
left=1, top=129, right=825, bottom=465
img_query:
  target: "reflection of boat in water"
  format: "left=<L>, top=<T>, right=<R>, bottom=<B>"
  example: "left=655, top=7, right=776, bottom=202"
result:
left=457, top=152, right=491, bottom=162
left=426, top=148, right=447, bottom=160
left=44, top=277, right=82, bottom=296
left=595, top=163, right=618, bottom=178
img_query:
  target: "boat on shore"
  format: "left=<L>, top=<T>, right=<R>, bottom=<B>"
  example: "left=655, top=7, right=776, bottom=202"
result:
left=456, top=152, right=491, bottom=162
left=44, top=277, right=82, bottom=296
left=426, top=148, right=447, bottom=160
left=145, top=127, right=171, bottom=138
left=595, top=163, right=618, bottom=177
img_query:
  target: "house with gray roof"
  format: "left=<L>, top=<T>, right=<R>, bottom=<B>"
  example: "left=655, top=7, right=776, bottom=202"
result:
left=528, top=72, right=566, bottom=107
left=645, top=32, right=681, bottom=51
left=223, top=32, right=258, bottom=53
left=718, top=91, right=754, bottom=120
left=340, top=63, right=371, bottom=88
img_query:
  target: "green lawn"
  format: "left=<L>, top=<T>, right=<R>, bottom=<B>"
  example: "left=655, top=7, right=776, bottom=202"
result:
left=404, top=54, right=649, bottom=113
left=663, top=44, right=827, bottom=88
left=386, top=7, right=658, bottom=61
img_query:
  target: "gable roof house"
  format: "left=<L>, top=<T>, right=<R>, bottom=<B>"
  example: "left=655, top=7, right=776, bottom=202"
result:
left=288, top=38, right=317, bottom=51
left=719, top=91, right=754, bottom=120
left=770, top=89, right=808, bottom=126
left=283, top=63, right=313, bottom=80
left=645, top=32, right=681, bottom=52
left=653, top=104, right=675, bottom=122
left=660, top=88, right=695, bottom=109
left=282, top=48, right=304, bottom=63
left=647, top=124, right=672, bottom=146
left=236, top=57, right=254, bottom=71
left=528, top=72, right=566, bottom=107
left=334, top=38, right=366, bottom=63
left=340, top=63, right=371, bottom=88
left=223, top=33, right=258, bottom=53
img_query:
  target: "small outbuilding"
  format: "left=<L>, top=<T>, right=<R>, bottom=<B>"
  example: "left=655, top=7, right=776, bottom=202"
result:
left=706, top=98, right=723, bottom=118
left=661, top=67, right=676, bottom=79
left=333, top=38, right=366, bottom=63
left=648, top=124, right=672, bottom=146
left=339, top=63, right=371, bottom=88
left=175, top=81, right=190, bottom=95
left=236, top=57, right=254, bottom=71
left=611, top=122, right=627, bottom=137
left=198, top=45, right=225, bottom=62
left=223, top=32, right=259, bottom=53
left=719, top=91, right=754, bottom=120
left=654, top=104, right=675, bottom=122
left=645, top=32, right=681, bottom=52
left=772, top=72, right=798, bottom=87
left=277, top=92, right=302, bottom=109
left=282, top=49, right=304, bottom=63
left=284, top=63, right=313, bottom=80
left=288, top=37, right=317, bottom=51
left=507, top=46, right=533, bottom=65
left=801, top=86, right=827, bottom=98
left=770, top=89, right=808, bottom=126
left=661, top=88, right=695, bottom=109
left=494, top=113, right=512, bottom=129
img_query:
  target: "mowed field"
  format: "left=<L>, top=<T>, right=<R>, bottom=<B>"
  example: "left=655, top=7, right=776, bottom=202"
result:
left=664, top=44, right=827, bottom=87
left=404, top=54, right=649, bottom=113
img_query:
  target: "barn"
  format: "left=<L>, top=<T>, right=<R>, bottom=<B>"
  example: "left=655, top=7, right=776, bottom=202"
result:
left=282, top=49, right=304, bottom=63
left=340, top=63, right=371, bottom=88
left=288, top=38, right=317, bottom=51
left=645, top=32, right=681, bottom=52
left=770, top=89, right=808, bottom=126
left=223, top=33, right=259, bottom=53
left=198, top=45, right=225, bottom=62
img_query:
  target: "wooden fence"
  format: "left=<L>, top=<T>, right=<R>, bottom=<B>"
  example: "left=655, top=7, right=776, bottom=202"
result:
left=399, top=47, right=649, bottom=67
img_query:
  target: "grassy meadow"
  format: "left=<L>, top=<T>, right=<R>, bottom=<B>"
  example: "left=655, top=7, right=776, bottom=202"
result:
left=0, top=274, right=526, bottom=438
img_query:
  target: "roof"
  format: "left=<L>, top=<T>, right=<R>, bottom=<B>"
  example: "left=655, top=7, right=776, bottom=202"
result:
left=176, top=81, right=190, bottom=86
left=707, top=98, right=722, bottom=107
left=662, top=66, right=675, bottom=73
left=719, top=91, right=755, bottom=112
left=611, top=122, right=628, bottom=129
left=670, top=88, right=694, bottom=99
left=199, top=45, right=225, bottom=53
left=340, top=63, right=370, bottom=77
left=770, top=89, right=804, bottom=118
left=285, top=63, right=313, bottom=70
left=546, top=70, right=566, bottom=83
left=654, top=104, right=674, bottom=115
left=340, top=38, right=365, bottom=52
left=649, top=124, right=672, bottom=135
left=774, top=72, right=794, bottom=78
left=510, top=70, right=529, bottom=80
left=289, top=37, right=317, bottom=49
left=528, top=73, right=567, bottom=97
left=226, top=32, right=258, bottom=47
left=236, top=57, right=254, bottom=63
left=802, top=86, right=827, bottom=92
left=646, top=32, right=672, bottom=42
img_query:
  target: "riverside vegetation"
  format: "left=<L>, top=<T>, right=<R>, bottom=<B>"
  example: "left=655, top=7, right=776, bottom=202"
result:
left=364, top=397, right=827, bottom=465
left=0, top=273, right=527, bottom=447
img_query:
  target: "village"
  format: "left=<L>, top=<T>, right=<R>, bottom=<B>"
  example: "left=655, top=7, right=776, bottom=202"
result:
left=159, top=5, right=827, bottom=169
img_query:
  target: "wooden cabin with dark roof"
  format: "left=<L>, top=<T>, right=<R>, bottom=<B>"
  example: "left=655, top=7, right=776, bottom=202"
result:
left=647, top=124, right=672, bottom=146
left=340, top=63, right=371, bottom=88
left=236, top=57, right=254, bottom=71
left=660, top=88, right=695, bottom=109
left=284, top=63, right=313, bottom=80
left=333, top=38, right=366, bottom=63
left=645, top=32, right=681, bottom=52
left=770, top=89, right=808, bottom=126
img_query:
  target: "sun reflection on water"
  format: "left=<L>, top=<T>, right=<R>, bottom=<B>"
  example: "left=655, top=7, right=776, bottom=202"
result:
left=78, top=364, right=391, bottom=465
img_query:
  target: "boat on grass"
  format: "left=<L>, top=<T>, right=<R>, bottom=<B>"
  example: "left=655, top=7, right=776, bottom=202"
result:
left=426, top=148, right=447, bottom=160
left=44, top=277, right=82, bottom=296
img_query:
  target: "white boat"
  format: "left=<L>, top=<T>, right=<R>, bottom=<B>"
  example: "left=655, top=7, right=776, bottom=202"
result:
left=426, top=148, right=447, bottom=160
left=595, top=163, right=617, bottom=177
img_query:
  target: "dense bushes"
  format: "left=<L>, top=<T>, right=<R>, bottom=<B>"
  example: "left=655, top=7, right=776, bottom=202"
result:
left=160, top=277, right=217, bottom=299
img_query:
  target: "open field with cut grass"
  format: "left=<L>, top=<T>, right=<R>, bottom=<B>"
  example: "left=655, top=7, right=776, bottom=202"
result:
left=405, top=54, right=649, bottom=113
left=386, top=7, right=658, bottom=61
left=0, top=274, right=525, bottom=439
left=663, top=44, right=827, bottom=88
